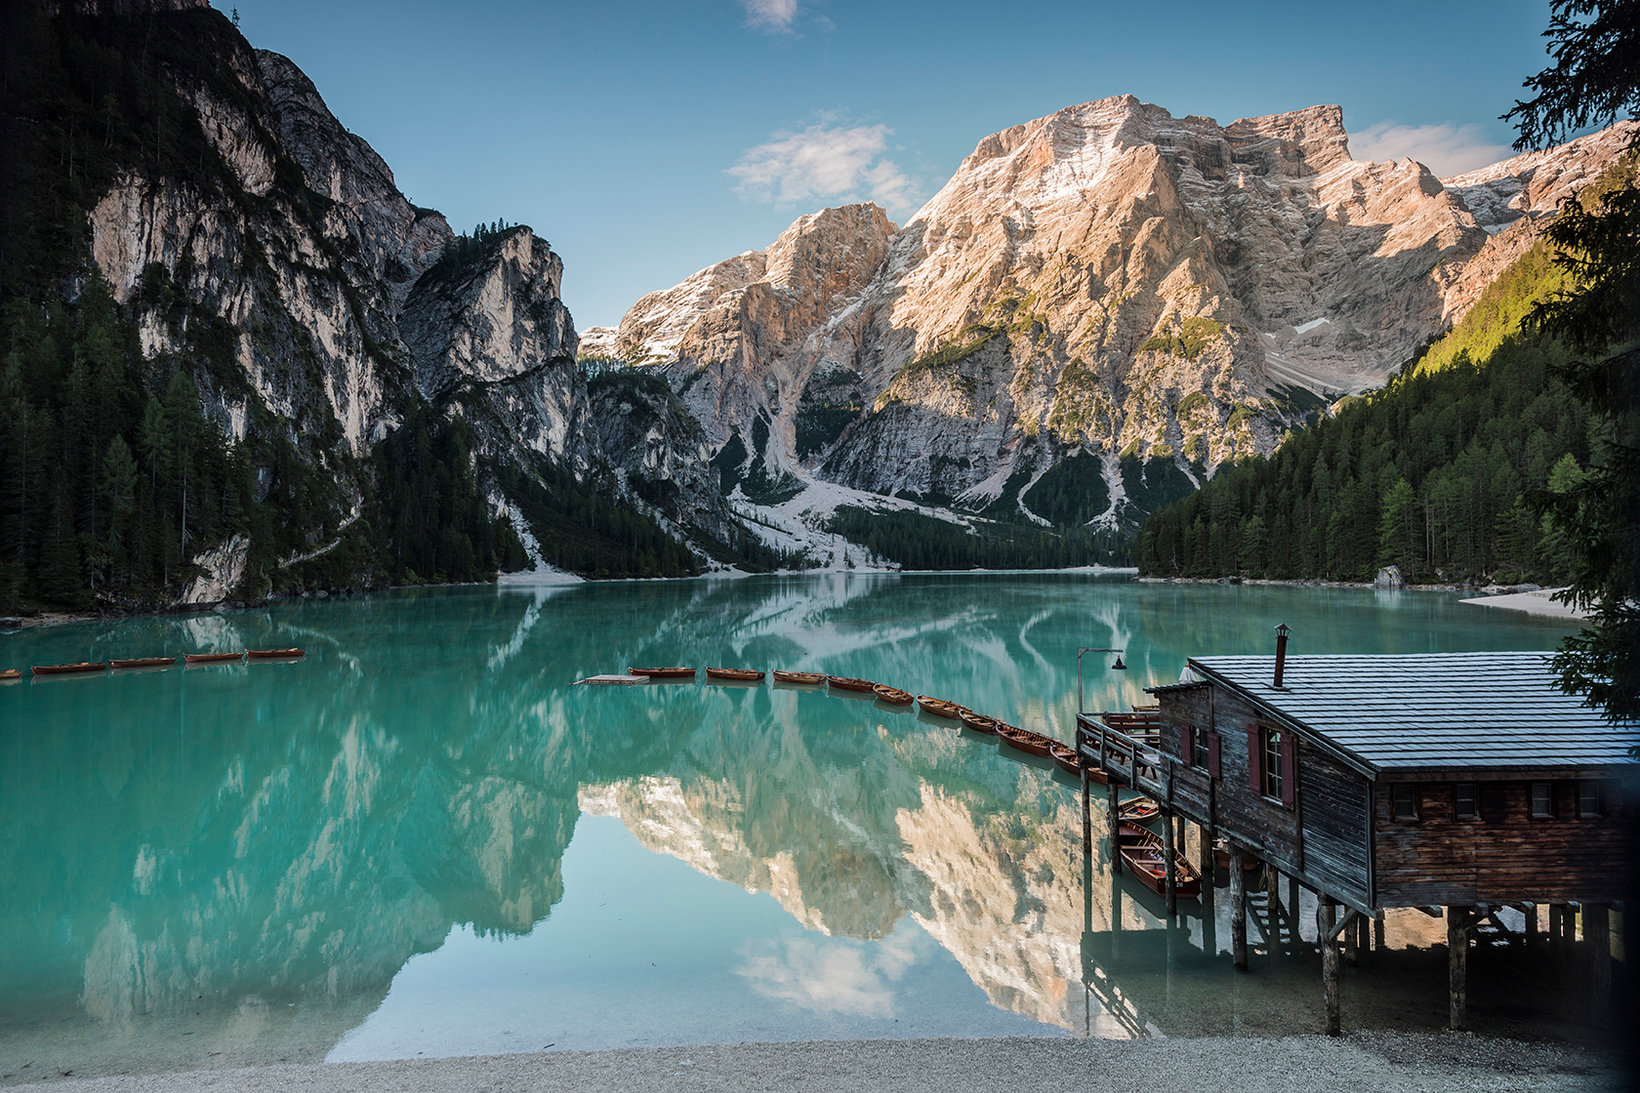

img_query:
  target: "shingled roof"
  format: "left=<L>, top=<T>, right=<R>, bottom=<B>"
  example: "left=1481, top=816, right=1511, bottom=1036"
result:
left=1185, top=651, right=1640, bottom=773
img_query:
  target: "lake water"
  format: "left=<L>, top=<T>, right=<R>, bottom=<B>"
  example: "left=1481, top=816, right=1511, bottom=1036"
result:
left=0, top=573, right=1587, bottom=1077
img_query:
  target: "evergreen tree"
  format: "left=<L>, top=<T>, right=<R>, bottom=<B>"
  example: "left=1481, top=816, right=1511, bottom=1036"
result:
left=1507, top=0, right=1640, bottom=722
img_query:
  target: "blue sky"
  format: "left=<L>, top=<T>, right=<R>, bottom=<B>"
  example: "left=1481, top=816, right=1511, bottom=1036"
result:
left=237, top=0, right=1556, bottom=330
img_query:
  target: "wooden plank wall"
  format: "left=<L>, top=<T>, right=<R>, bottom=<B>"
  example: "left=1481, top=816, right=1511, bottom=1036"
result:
left=1159, top=684, right=1371, bottom=907
left=1374, top=778, right=1632, bottom=905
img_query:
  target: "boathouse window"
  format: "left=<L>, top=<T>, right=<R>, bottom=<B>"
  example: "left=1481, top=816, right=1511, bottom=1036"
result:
left=1454, top=782, right=1478, bottom=821
left=1190, top=725, right=1209, bottom=768
left=1391, top=784, right=1418, bottom=821
left=1578, top=781, right=1603, bottom=819
left=1247, top=725, right=1294, bottom=807
left=1530, top=781, right=1554, bottom=819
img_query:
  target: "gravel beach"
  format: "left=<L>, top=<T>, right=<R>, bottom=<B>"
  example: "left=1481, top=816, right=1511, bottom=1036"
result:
left=21, top=1034, right=1627, bottom=1093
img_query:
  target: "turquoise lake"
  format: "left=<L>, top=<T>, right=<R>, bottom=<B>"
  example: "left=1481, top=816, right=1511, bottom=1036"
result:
left=0, top=573, right=1584, bottom=1077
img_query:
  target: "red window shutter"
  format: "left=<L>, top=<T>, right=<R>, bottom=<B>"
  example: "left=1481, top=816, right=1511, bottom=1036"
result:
left=1208, top=732, right=1221, bottom=778
left=1182, top=725, right=1195, bottom=765
left=1280, top=733, right=1297, bottom=809
left=1247, top=725, right=1263, bottom=795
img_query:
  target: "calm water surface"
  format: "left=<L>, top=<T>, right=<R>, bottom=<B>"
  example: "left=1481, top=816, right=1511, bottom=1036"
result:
left=0, top=574, right=1581, bottom=1075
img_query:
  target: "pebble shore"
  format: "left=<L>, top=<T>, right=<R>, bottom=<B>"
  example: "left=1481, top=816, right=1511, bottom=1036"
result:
left=28, top=1033, right=1626, bottom=1093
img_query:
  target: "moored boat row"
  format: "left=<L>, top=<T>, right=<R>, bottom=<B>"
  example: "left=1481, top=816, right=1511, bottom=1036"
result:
left=17, top=649, right=307, bottom=677
left=613, top=664, right=1107, bottom=786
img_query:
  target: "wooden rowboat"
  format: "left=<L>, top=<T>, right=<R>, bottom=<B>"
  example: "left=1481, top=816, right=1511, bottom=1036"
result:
left=915, top=696, right=964, bottom=720
left=185, top=652, right=244, bottom=664
left=958, top=709, right=999, bottom=735
left=1118, top=794, right=1160, bottom=821
left=773, top=670, right=826, bottom=684
left=996, top=723, right=1054, bottom=758
left=872, top=684, right=914, bottom=705
left=706, top=667, right=765, bottom=682
left=628, top=667, right=696, bottom=679
left=1117, top=797, right=1160, bottom=824
left=247, top=648, right=305, bottom=659
left=110, top=657, right=176, bottom=669
left=32, top=662, right=106, bottom=675
left=0, top=668, right=23, bottom=681
left=1047, top=740, right=1080, bottom=775
left=1119, top=841, right=1202, bottom=900
left=826, top=675, right=877, bottom=693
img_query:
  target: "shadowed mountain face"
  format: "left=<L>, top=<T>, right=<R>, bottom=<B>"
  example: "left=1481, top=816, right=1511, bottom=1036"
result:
left=587, top=102, right=1634, bottom=519
left=0, top=575, right=1575, bottom=1068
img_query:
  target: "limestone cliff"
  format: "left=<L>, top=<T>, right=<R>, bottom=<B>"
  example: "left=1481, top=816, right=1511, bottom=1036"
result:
left=38, top=1, right=736, bottom=591
left=599, top=99, right=1634, bottom=523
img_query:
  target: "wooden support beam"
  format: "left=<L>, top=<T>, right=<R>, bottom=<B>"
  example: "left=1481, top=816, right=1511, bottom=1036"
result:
left=1373, top=913, right=1385, bottom=954
left=1163, top=810, right=1177, bottom=917
left=1523, top=902, right=1538, bottom=952
left=1230, top=845, right=1248, bottom=972
left=1344, top=910, right=1359, bottom=967
left=1107, top=781, right=1121, bottom=875
left=1198, top=823, right=1214, bottom=883
left=1321, top=897, right=1342, bottom=1035
left=1448, top=906, right=1474, bottom=1030
left=1587, top=904, right=1611, bottom=1028
left=1266, top=863, right=1283, bottom=949
left=1081, top=768, right=1092, bottom=853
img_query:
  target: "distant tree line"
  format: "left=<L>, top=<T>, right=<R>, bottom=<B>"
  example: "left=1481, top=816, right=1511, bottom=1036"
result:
left=830, top=505, right=1133, bottom=571
left=1136, top=335, right=1590, bottom=584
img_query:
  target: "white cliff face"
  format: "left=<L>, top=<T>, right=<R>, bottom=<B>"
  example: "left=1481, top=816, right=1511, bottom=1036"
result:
left=601, top=99, right=1632, bottom=515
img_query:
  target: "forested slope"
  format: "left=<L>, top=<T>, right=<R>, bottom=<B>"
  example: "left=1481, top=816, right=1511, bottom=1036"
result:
left=1135, top=231, right=1599, bottom=585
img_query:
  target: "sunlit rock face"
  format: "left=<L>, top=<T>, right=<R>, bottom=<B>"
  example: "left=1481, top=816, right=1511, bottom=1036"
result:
left=600, top=100, right=1632, bottom=509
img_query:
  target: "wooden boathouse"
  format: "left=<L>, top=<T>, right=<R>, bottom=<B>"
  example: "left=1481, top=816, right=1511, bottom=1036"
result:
left=1075, top=638, right=1638, bottom=1033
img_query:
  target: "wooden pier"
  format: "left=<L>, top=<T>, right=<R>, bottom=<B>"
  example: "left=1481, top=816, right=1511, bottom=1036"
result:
left=1076, top=640, right=1637, bottom=1034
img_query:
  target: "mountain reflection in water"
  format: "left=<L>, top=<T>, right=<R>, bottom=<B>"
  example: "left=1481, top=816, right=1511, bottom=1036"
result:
left=0, top=574, right=1575, bottom=1069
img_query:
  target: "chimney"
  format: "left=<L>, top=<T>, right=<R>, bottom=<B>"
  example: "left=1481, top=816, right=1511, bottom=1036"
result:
left=1273, top=623, right=1291, bottom=688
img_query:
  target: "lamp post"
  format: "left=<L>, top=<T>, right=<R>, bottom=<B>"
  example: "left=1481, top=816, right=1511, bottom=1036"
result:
left=1076, top=646, right=1126, bottom=714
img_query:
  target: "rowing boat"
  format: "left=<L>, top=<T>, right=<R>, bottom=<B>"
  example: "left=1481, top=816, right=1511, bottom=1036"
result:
left=1119, top=841, right=1202, bottom=899
left=826, top=676, right=876, bottom=693
left=958, top=709, right=999, bottom=734
left=247, top=648, right=305, bottom=659
left=772, top=670, right=826, bottom=684
left=184, top=652, right=243, bottom=664
left=1047, top=740, right=1080, bottom=775
left=996, top=723, right=1053, bottom=758
left=628, top=667, right=696, bottom=679
left=110, top=657, right=175, bottom=669
left=32, top=662, right=106, bottom=675
left=1117, top=797, right=1160, bottom=824
left=706, top=667, right=765, bottom=682
left=915, top=696, right=964, bottom=720
left=872, top=684, right=914, bottom=705
left=1, top=668, right=24, bottom=680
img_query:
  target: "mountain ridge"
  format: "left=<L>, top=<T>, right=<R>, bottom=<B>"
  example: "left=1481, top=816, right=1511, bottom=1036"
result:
left=587, top=97, right=1633, bottom=530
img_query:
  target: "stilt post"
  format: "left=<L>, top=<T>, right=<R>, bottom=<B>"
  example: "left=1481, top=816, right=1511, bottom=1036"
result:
left=1162, top=809, right=1178, bottom=917
left=1081, top=769, right=1092, bottom=853
left=1321, top=897, right=1342, bottom=1035
left=1230, top=845, right=1248, bottom=971
left=1587, top=904, right=1611, bottom=1027
left=1107, top=782, right=1121, bottom=874
left=1448, top=906, right=1470, bottom=1030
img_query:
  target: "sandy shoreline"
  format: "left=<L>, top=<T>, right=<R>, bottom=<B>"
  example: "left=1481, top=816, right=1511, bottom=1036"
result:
left=25, top=1034, right=1625, bottom=1092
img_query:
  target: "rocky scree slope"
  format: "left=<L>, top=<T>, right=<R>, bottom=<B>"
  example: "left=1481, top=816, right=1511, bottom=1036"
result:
left=590, top=98, right=1634, bottom=527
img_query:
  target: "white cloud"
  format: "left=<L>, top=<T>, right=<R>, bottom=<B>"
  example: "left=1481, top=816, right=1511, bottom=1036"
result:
left=728, top=121, right=921, bottom=215
left=734, top=935, right=919, bottom=1017
left=743, top=0, right=798, bottom=32
left=1350, top=121, right=1511, bottom=177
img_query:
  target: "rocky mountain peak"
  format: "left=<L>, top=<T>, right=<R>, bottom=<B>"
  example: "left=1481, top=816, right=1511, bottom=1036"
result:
left=597, top=102, right=1635, bottom=528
